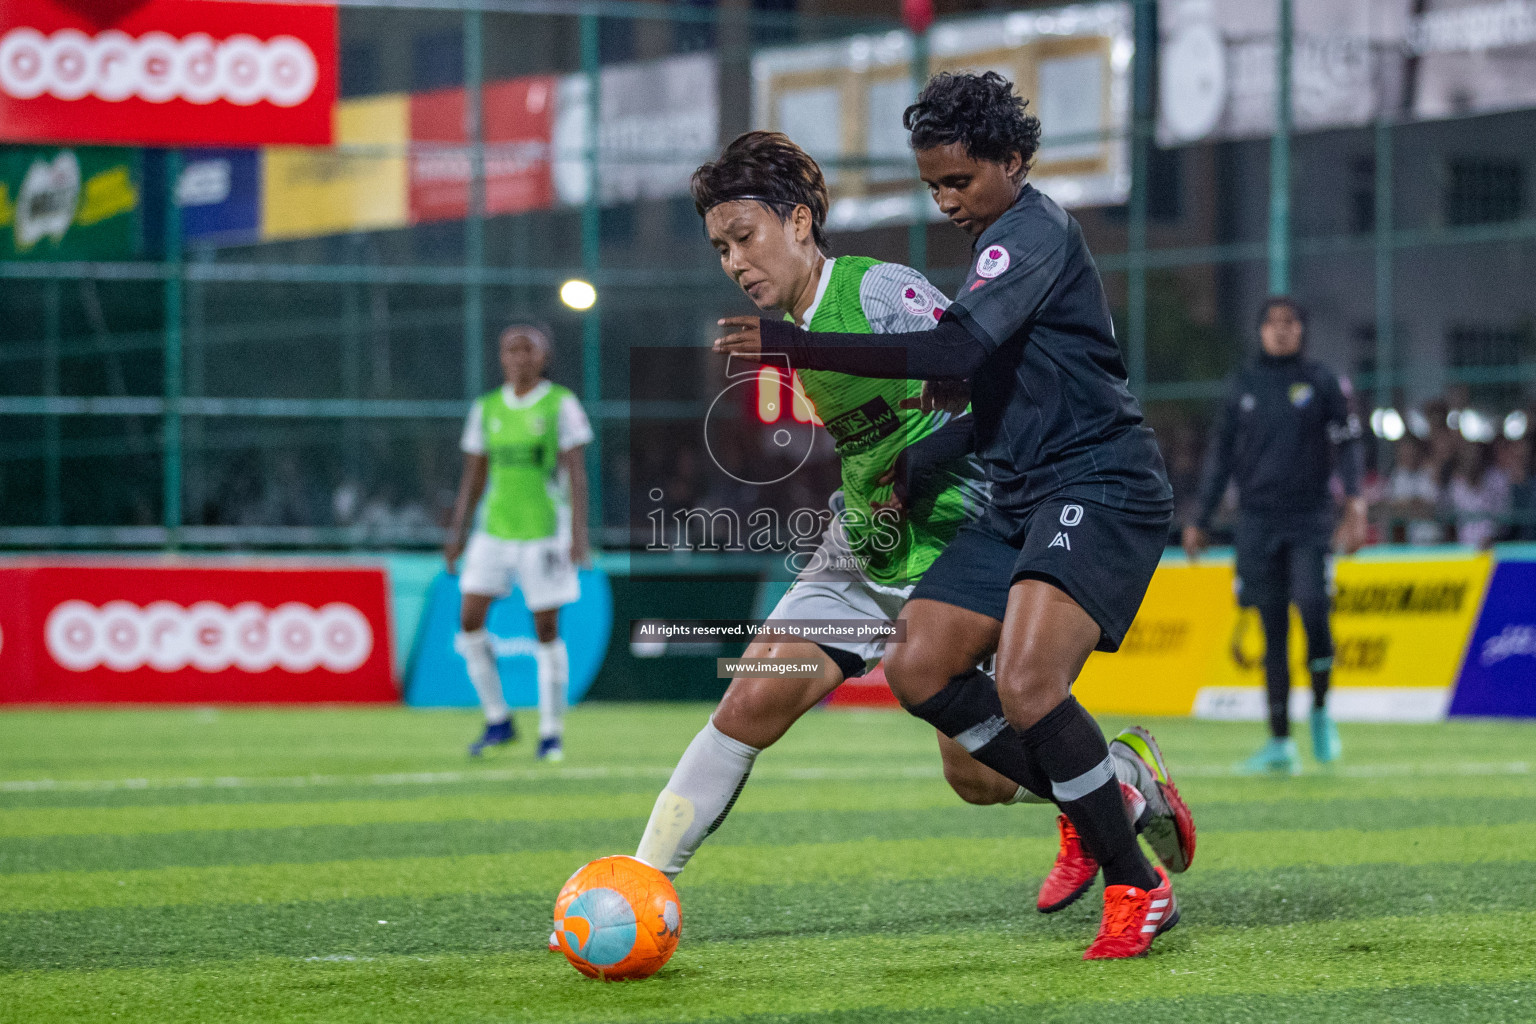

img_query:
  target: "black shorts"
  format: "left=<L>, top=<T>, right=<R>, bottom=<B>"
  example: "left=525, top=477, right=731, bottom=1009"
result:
left=911, top=494, right=1172, bottom=652
left=1234, top=519, right=1332, bottom=610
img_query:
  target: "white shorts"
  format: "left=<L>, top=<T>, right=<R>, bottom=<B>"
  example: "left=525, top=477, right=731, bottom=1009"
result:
left=459, top=531, right=580, bottom=612
left=765, top=526, right=913, bottom=673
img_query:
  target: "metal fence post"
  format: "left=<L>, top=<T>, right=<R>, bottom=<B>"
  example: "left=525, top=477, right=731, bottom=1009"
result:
left=163, top=149, right=183, bottom=548
left=1374, top=116, right=1395, bottom=469
left=1125, top=0, right=1153, bottom=399
left=580, top=12, right=604, bottom=546
left=1267, top=0, right=1293, bottom=295
left=43, top=279, right=62, bottom=526
left=464, top=5, right=486, bottom=400
left=907, top=30, right=929, bottom=273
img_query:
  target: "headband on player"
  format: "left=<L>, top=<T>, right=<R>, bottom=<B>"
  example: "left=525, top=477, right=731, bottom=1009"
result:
left=706, top=194, right=796, bottom=212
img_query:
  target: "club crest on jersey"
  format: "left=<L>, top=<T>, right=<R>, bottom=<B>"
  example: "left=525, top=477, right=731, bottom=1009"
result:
left=901, top=285, right=935, bottom=317
left=1289, top=383, right=1315, bottom=408
left=976, top=245, right=1010, bottom=279
left=1239, top=394, right=1256, bottom=413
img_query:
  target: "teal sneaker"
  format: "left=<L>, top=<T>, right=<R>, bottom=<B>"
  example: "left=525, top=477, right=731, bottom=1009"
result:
left=1237, top=737, right=1301, bottom=776
left=1309, top=707, right=1342, bottom=764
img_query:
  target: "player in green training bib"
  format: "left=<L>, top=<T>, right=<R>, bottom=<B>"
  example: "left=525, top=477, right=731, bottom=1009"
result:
left=445, top=324, right=593, bottom=761
left=628, top=131, right=1050, bottom=894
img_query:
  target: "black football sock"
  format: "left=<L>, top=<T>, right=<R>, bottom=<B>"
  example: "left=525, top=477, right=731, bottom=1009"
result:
left=1259, top=602, right=1292, bottom=739
left=1298, top=598, right=1334, bottom=710
left=1021, top=697, right=1158, bottom=891
left=906, top=669, right=1053, bottom=802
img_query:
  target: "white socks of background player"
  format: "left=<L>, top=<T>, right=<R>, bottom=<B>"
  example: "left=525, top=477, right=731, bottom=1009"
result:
left=1002, top=746, right=1152, bottom=806
left=536, top=639, right=568, bottom=740
left=455, top=629, right=509, bottom=724
left=636, top=720, right=760, bottom=879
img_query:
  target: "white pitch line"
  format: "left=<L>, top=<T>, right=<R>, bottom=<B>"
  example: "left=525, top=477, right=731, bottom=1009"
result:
left=0, top=761, right=1531, bottom=794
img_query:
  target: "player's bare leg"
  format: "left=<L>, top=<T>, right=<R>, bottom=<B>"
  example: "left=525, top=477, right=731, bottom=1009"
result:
left=457, top=593, right=517, bottom=755
left=884, top=599, right=1056, bottom=801
left=635, top=638, right=843, bottom=878
left=993, top=579, right=1174, bottom=958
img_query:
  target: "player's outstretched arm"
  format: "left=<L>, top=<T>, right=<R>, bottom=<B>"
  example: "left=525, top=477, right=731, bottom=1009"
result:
left=715, top=313, right=988, bottom=381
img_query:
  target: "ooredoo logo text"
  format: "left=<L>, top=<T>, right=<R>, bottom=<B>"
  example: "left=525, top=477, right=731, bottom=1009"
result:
left=0, top=27, right=319, bottom=107
left=44, top=600, right=373, bottom=674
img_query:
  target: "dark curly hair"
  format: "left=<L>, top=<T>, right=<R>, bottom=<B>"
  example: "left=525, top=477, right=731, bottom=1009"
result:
left=903, top=71, right=1042, bottom=171
left=691, top=130, right=831, bottom=251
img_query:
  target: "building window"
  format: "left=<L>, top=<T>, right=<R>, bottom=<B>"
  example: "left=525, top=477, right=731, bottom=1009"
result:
left=1444, top=158, right=1524, bottom=226
left=1447, top=324, right=1532, bottom=368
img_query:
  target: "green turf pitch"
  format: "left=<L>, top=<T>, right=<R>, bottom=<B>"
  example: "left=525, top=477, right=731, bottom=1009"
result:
left=3, top=707, right=1536, bottom=1023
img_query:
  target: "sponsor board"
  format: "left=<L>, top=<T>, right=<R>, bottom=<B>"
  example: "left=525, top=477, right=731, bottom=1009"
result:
left=1075, top=561, right=1235, bottom=716
left=0, top=145, right=138, bottom=259
left=0, top=0, right=336, bottom=146
left=403, top=569, right=612, bottom=708
left=408, top=76, right=556, bottom=224
left=0, top=561, right=396, bottom=703
left=753, top=3, right=1130, bottom=227
left=1449, top=558, right=1536, bottom=717
left=1195, top=552, right=1492, bottom=722
left=179, top=147, right=260, bottom=243
left=261, top=92, right=407, bottom=241
left=1158, top=0, right=1536, bottom=146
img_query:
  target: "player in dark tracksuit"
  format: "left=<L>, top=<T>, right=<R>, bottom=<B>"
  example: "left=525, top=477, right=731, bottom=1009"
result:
left=1183, top=297, right=1367, bottom=775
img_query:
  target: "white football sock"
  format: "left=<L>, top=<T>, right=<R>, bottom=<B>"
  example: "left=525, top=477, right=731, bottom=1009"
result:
left=635, top=720, right=759, bottom=879
left=536, top=638, right=568, bottom=740
left=1003, top=785, right=1050, bottom=805
left=454, top=629, right=508, bottom=724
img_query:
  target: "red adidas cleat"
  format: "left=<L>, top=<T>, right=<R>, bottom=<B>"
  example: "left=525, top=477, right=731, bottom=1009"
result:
left=1038, top=814, right=1098, bottom=913
left=548, top=930, right=560, bottom=952
left=1082, top=865, right=1179, bottom=960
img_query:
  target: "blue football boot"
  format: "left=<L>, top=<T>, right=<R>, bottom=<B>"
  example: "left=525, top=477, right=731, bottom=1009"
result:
left=469, top=718, right=515, bottom=757
left=536, top=736, right=564, bottom=762
left=1310, top=707, right=1342, bottom=764
left=1237, top=737, right=1301, bottom=776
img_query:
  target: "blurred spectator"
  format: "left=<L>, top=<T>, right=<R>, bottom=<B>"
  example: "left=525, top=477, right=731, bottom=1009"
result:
left=1444, top=440, right=1509, bottom=548
left=1381, top=436, right=1444, bottom=545
left=1496, top=435, right=1535, bottom=541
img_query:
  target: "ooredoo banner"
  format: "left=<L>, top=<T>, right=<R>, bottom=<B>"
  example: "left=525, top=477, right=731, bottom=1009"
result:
left=0, top=0, right=336, bottom=146
left=0, top=561, right=396, bottom=703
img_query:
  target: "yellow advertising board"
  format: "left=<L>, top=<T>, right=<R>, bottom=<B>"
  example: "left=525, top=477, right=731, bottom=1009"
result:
left=1074, top=551, right=1492, bottom=721
left=1074, top=561, right=1235, bottom=716
left=261, top=94, right=409, bottom=241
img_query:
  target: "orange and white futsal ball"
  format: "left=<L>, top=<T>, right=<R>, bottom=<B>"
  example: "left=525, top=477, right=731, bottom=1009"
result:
left=553, top=855, right=681, bottom=980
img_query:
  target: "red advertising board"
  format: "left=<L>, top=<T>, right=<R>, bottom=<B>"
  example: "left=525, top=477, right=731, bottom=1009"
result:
left=408, top=75, right=555, bottom=223
left=0, top=560, right=396, bottom=703
left=0, top=0, right=336, bottom=146
left=825, top=662, right=900, bottom=707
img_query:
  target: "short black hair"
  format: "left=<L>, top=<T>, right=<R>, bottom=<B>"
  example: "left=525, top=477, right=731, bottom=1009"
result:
left=1257, top=295, right=1309, bottom=339
left=903, top=71, right=1042, bottom=170
left=690, top=130, right=830, bottom=251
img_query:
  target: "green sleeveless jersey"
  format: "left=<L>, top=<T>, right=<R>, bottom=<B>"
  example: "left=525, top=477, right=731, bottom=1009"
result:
left=475, top=383, right=571, bottom=541
left=796, top=256, right=986, bottom=585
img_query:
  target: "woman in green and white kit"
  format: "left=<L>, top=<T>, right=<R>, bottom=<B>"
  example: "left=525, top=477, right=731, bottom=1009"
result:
left=445, top=325, right=593, bottom=760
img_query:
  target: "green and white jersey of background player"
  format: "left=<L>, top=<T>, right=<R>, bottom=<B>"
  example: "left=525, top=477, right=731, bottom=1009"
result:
left=458, top=381, right=593, bottom=611
left=769, top=255, right=988, bottom=670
